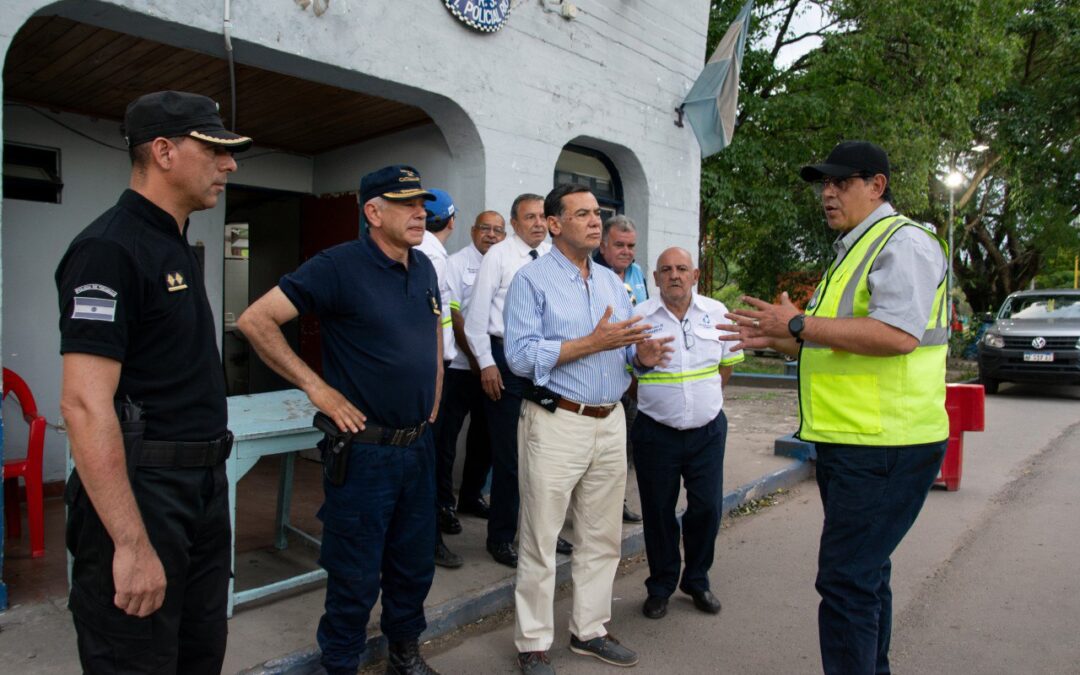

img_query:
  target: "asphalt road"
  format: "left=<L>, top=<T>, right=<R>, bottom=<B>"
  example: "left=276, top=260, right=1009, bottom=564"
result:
left=420, top=382, right=1080, bottom=675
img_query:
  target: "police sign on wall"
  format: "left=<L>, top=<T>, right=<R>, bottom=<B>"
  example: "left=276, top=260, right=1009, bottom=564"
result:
left=443, top=0, right=511, bottom=33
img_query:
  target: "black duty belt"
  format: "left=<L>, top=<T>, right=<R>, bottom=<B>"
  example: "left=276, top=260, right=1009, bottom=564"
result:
left=353, top=421, right=428, bottom=448
left=140, top=431, right=234, bottom=468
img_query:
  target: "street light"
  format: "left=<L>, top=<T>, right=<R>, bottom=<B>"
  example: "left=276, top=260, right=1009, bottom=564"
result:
left=944, top=170, right=964, bottom=334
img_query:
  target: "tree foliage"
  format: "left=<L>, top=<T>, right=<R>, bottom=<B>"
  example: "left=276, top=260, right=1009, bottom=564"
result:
left=700, top=0, right=1079, bottom=310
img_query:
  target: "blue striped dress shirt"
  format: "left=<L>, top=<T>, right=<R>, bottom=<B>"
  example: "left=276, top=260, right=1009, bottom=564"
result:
left=504, top=244, right=637, bottom=405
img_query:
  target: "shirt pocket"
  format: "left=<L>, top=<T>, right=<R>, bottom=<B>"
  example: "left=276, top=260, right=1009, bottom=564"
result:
left=692, top=325, right=724, bottom=361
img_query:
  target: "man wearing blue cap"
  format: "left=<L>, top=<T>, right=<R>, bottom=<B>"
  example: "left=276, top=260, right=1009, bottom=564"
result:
left=238, top=165, right=444, bottom=675
left=416, top=188, right=465, bottom=569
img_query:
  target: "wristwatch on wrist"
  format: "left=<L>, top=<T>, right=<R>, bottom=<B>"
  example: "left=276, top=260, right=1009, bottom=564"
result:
left=788, top=314, right=806, bottom=343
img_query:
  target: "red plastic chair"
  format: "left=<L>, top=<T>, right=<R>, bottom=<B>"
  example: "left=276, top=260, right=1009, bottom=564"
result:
left=3, top=367, right=47, bottom=557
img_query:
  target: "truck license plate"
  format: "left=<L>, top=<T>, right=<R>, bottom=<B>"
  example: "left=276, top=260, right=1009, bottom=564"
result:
left=1023, top=352, right=1054, bottom=362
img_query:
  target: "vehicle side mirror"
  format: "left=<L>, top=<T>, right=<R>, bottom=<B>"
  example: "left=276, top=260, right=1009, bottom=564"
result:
left=980, top=312, right=995, bottom=323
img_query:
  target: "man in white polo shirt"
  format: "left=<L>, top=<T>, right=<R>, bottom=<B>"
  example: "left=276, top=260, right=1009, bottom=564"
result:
left=631, top=247, right=743, bottom=620
left=415, top=188, right=462, bottom=569
left=440, top=210, right=506, bottom=522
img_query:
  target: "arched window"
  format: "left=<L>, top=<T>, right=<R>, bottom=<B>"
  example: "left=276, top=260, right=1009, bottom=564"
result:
left=554, top=144, right=623, bottom=221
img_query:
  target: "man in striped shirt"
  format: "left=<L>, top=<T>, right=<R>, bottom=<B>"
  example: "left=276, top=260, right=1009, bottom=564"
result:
left=631, top=247, right=743, bottom=621
left=504, top=184, right=673, bottom=674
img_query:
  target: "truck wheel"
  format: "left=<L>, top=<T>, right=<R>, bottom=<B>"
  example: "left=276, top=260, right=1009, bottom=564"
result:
left=979, top=374, right=999, bottom=395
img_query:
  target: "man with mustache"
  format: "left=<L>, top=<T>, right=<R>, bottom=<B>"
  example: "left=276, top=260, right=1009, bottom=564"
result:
left=632, top=247, right=743, bottom=621
left=56, top=90, right=251, bottom=674
left=439, top=211, right=507, bottom=526
left=595, top=215, right=649, bottom=306
left=504, top=184, right=674, bottom=673
left=238, top=165, right=444, bottom=675
left=720, top=141, right=949, bottom=675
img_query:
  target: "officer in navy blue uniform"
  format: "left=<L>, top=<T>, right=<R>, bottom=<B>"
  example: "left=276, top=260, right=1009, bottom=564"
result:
left=56, top=91, right=251, bottom=674
left=237, top=165, right=443, bottom=675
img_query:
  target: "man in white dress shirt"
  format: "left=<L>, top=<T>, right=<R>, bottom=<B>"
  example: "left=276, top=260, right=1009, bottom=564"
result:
left=631, top=247, right=743, bottom=620
left=465, top=193, right=573, bottom=567
left=439, top=211, right=506, bottom=523
left=415, top=188, right=462, bottom=569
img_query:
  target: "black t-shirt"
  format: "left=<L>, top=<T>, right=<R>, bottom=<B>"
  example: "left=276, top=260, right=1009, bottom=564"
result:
left=278, top=235, right=440, bottom=429
left=55, top=189, right=227, bottom=441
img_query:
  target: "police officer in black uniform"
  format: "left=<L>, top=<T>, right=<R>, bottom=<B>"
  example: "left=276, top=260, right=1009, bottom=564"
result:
left=56, top=91, right=251, bottom=674
left=237, top=165, right=444, bottom=675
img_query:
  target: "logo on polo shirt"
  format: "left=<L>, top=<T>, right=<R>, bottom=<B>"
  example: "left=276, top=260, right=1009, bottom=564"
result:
left=71, top=283, right=119, bottom=322
left=166, top=271, right=188, bottom=292
left=72, top=296, right=117, bottom=322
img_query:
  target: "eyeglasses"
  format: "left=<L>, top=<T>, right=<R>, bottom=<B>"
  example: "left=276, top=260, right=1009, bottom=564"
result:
left=475, top=225, right=506, bottom=236
left=680, top=318, right=695, bottom=350
left=811, top=173, right=871, bottom=197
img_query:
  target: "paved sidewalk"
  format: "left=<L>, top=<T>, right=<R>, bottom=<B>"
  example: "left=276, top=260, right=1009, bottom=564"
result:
left=0, top=386, right=808, bottom=674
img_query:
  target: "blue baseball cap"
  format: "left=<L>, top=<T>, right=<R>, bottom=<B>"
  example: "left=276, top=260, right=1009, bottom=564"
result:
left=425, top=189, right=456, bottom=232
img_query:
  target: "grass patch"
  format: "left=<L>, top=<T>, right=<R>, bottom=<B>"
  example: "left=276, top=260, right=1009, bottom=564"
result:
left=734, top=355, right=790, bottom=375
left=730, top=391, right=781, bottom=402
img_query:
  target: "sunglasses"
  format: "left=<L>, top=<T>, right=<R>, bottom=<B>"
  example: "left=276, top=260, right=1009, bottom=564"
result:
left=811, top=173, right=872, bottom=197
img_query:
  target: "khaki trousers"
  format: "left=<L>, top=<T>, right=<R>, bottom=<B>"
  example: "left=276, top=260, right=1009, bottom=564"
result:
left=513, top=400, right=627, bottom=652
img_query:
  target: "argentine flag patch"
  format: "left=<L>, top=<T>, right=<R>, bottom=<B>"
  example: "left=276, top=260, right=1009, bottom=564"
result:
left=72, top=296, right=117, bottom=322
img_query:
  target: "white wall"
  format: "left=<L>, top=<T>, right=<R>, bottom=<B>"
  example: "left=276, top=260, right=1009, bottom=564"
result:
left=1, top=106, right=314, bottom=480
left=1, top=0, right=711, bottom=479
left=313, top=123, right=476, bottom=253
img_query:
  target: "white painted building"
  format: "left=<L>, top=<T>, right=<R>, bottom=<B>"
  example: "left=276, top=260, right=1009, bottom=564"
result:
left=0, top=1, right=709, bottom=488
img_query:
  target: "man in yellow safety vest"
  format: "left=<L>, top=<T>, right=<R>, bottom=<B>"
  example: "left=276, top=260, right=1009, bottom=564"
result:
left=719, top=140, right=949, bottom=675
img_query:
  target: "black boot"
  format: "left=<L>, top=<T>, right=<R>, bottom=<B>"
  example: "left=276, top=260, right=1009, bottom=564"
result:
left=386, top=640, right=440, bottom=675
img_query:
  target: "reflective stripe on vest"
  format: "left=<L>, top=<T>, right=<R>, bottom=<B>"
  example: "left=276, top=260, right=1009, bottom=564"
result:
left=797, top=215, right=949, bottom=446
left=638, top=363, right=720, bottom=385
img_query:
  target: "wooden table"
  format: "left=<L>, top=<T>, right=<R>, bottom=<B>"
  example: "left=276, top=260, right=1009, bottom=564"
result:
left=226, top=390, right=323, bottom=616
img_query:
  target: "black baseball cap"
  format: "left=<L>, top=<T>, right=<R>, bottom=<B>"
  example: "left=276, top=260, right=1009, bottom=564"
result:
left=359, top=165, right=436, bottom=204
left=123, top=91, right=253, bottom=151
left=800, top=141, right=889, bottom=182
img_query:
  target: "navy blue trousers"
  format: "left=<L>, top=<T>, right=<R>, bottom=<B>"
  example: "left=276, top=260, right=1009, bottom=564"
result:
left=316, top=434, right=436, bottom=675
left=483, top=338, right=527, bottom=546
left=631, top=410, right=727, bottom=598
left=814, top=440, right=946, bottom=675
left=432, top=365, right=492, bottom=509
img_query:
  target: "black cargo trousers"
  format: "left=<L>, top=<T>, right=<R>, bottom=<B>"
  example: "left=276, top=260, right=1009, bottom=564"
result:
left=66, top=464, right=231, bottom=674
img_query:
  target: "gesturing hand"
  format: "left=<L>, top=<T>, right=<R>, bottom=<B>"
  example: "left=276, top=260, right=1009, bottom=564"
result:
left=636, top=335, right=675, bottom=368
left=307, top=381, right=367, bottom=433
left=589, top=306, right=652, bottom=352
left=715, top=292, right=802, bottom=352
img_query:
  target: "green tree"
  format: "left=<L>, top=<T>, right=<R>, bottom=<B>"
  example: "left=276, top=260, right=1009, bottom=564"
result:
left=945, top=0, right=1080, bottom=309
left=699, top=0, right=1076, bottom=311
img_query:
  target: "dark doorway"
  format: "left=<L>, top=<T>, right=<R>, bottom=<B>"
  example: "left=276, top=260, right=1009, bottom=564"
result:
left=223, top=185, right=304, bottom=395
left=296, top=193, right=361, bottom=377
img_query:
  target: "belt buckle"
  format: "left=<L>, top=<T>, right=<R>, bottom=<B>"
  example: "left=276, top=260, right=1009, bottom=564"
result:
left=390, top=428, right=405, bottom=446
left=402, top=426, right=420, bottom=446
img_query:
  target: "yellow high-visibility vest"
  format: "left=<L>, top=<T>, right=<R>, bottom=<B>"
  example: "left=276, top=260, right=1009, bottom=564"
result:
left=797, top=215, right=949, bottom=445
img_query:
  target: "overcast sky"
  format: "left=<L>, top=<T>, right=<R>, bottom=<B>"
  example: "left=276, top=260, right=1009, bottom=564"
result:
left=754, top=1, right=827, bottom=68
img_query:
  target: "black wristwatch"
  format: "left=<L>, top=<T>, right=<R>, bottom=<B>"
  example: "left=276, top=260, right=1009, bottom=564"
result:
left=788, top=314, right=806, bottom=343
